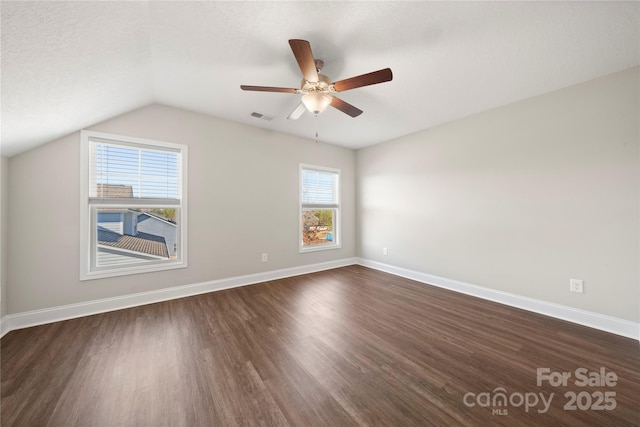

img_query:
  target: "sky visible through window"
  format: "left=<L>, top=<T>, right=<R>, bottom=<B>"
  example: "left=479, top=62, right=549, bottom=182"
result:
left=95, top=143, right=179, bottom=199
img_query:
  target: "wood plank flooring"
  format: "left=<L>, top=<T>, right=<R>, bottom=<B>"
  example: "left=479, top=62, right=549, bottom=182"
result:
left=2, top=265, right=639, bottom=426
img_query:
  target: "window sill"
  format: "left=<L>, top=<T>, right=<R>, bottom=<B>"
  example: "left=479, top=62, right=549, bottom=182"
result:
left=80, top=260, right=187, bottom=281
left=299, top=243, right=341, bottom=253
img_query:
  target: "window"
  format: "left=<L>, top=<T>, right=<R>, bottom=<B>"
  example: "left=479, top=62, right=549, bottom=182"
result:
left=80, top=130, right=187, bottom=280
left=299, top=164, right=340, bottom=252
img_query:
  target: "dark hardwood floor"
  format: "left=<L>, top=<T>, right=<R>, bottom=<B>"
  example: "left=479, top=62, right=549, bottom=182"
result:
left=2, top=265, right=639, bottom=426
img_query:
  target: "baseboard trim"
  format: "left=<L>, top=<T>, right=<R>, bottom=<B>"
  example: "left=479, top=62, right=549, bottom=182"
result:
left=3, top=258, right=637, bottom=341
left=0, top=317, right=7, bottom=338
left=0, top=258, right=358, bottom=338
left=357, top=258, right=639, bottom=341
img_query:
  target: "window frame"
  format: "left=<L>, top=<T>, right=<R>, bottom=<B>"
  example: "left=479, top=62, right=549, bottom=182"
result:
left=80, top=130, right=188, bottom=280
left=299, top=163, right=341, bottom=253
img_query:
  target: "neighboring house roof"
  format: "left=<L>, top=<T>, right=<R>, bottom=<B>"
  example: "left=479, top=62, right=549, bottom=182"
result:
left=96, top=184, right=134, bottom=198
left=97, top=228, right=169, bottom=258
left=139, top=211, right=177, bottom=226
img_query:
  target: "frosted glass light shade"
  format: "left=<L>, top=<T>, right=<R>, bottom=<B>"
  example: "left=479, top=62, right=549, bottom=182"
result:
left=301, top=93, right=332, bottom=115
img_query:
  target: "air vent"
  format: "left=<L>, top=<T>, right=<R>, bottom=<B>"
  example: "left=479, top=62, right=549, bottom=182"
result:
left=250, top=112, right=275, bottom=121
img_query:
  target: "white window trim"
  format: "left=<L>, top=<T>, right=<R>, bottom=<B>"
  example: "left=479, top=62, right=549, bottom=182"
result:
left=299, top=163, right=341, bottom=253
left=80, top=130, right=188, bottom=280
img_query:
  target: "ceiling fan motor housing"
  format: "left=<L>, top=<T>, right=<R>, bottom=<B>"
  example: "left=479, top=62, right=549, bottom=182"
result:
left=301, top=74, right=333, bottom=94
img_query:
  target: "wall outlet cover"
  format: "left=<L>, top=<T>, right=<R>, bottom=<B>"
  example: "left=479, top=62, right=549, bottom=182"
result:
left=569, top=279, right=584, bottom=293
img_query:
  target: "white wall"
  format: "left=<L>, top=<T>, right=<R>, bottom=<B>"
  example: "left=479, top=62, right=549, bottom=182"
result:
left=6, top=104, right=356, bottom=314
left=357, top=67, right=639, bottom=322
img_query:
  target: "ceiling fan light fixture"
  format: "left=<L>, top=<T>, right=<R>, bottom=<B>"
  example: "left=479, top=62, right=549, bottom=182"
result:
left=301, top=92, right=332, bottom=115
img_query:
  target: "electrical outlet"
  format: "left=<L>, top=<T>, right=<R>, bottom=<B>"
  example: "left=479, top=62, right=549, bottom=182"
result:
left=261, top=253, right=268, bottom=262
left=383, top=247, right=388, bottom=256
left=569, top=279, right=584, bottom=293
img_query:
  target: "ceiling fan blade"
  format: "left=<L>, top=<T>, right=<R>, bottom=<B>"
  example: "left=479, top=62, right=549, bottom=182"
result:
left=287, top=102, right=307, bottom=120
left=288, top=39, right=319, bottom=82
left=332, top=68, right=393, bottom=92
left=240, top=85, right=298, bottom=93
left=330, top=97, right=363, bottom=118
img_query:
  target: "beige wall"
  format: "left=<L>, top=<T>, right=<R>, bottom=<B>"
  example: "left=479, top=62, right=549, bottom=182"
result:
left=5, top=68, right=639, bottom=325
left=1, top=156, right=7, bottom=318
left=357, top=67, right=639, bottom=322
left=7, top=104, right=356, bottom=313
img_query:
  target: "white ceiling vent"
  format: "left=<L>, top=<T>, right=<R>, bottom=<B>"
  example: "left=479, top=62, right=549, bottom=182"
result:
left=250, top=112, right=275, bottom=121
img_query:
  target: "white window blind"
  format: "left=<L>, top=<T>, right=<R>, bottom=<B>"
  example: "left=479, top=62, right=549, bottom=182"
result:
left=301, top=168, right=338, bottom=208
left=89, top=139, right=181, bottom=204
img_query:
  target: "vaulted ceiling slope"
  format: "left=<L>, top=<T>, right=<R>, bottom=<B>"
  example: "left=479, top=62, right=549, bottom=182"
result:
left=1, top=1, right=638, bottom=157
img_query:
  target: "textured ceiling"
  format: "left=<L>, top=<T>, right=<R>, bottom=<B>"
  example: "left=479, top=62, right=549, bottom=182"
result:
left=1, top=1, right=639, bottom=157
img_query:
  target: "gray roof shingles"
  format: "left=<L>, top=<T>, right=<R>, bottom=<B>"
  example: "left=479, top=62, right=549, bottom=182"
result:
left=97, top=228, right=169, bottom=258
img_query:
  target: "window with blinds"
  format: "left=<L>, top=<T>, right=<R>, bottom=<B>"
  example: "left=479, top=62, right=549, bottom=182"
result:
left=80, top=130, right=188, bottom=280
left=300, top=164, right=341, bottom=252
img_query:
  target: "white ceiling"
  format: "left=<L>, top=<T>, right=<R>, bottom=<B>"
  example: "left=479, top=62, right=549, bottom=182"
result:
left=2, top=1, right=638, bottom=157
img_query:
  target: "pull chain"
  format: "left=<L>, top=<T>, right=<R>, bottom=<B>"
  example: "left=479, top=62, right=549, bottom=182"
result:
left=315, top=114, right=319, bottom=143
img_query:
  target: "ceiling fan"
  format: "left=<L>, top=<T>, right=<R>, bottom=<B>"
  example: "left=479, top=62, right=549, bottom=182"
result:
left=241, top=39, right=393, bottom=119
